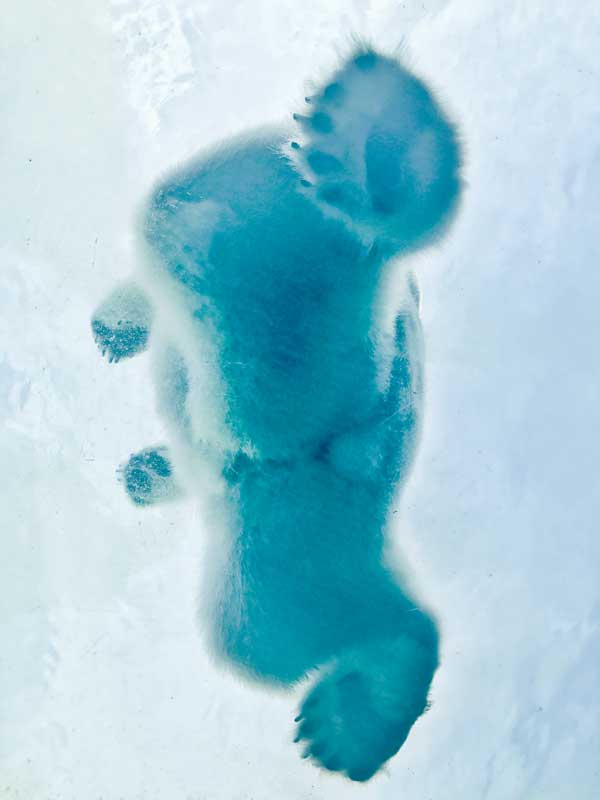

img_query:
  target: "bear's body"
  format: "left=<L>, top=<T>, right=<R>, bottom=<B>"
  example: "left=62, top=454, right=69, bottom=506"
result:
left=93, top=50, right=461, bottom=781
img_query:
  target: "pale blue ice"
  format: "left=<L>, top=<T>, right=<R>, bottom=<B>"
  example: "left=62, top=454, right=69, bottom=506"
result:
left=1, top=2, right=600, bottom=798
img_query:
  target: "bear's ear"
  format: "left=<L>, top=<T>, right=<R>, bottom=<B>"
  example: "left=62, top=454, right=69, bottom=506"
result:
left=285, top=48, right=462, bottom=251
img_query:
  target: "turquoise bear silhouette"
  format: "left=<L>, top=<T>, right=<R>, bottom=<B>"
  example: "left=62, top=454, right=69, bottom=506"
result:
left=92, top=48, right=462, bottom=781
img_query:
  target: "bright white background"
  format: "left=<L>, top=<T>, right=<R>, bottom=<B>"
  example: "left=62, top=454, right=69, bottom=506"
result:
left=2, top=2, right=599, bottom=798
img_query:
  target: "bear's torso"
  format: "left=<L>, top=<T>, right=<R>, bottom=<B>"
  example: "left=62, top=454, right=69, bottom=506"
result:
left=143, top=134, right=412, bottom=462
left=141, top=134, right=423, bottom=682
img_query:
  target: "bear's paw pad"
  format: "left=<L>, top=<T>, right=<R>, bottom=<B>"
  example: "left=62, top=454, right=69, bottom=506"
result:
left=120, top=447, right=176, bottom=506
left=294, top=665, right=411, bottom=781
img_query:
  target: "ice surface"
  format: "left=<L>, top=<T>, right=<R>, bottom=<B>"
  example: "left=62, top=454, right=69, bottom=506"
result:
left=2, top=1, right=599, bottom=798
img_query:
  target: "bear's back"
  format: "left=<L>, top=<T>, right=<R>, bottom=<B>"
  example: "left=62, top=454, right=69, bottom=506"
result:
left=144, top=134, right=391, bottom=461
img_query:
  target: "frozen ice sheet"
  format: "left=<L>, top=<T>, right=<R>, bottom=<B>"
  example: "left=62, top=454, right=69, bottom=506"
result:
left=1, top=1, right=599, bottom=798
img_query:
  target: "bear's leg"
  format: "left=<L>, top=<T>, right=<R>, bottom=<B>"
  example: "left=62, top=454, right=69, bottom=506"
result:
left=92, top=280, right=153, bottom=363
left=291, top=306, right=431, bottom=780
left=294, top=596, right=438, bottom=782
left=325, top=308, right=423, bottom=490
left=120, top=446, right=181, bottom=506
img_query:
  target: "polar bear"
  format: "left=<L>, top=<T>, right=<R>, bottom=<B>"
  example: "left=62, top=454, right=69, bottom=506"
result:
left=92, top=48, right=462, bottom=781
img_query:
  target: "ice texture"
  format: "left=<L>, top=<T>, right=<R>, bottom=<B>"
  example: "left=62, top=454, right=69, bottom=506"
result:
left=4, top=1, right=600, bottom=798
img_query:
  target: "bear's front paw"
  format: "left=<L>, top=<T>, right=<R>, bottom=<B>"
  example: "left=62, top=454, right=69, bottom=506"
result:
left=92, top=318, right=149, bottom=363
left=120, top=446, right=178, bottom=506
left=91, top=281, right=153, bottom=363
left=288, top=47, right=461, bottom=246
